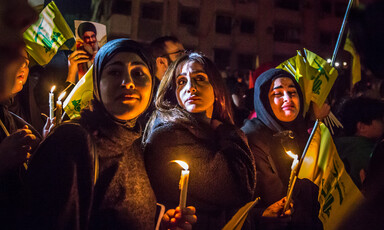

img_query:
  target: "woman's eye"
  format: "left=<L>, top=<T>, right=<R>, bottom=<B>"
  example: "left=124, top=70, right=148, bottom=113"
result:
left=177, top=78, right=186, bottom=85
left=195, top=75, right=207, bottom=81
left=131, top=69, right=145, bottom=78
left=273, top=92, right=283, bottom=96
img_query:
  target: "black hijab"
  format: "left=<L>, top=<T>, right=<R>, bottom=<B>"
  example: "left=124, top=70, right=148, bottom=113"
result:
left=91, top=38, right=155, bottom=126
left=254, top=68, right=308, bottom=150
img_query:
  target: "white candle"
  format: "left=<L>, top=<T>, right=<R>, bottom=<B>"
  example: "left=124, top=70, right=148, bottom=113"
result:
left=49, top=85, right=56, bottom=119
left=172, top=160, right=190, bottom=209
left=56, top=91, right=66, bottom=125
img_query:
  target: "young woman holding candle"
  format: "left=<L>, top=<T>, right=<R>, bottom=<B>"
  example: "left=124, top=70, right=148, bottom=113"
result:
left=241, top=68, right=322, bottom=229
left=23, top=38, right=196, bottom=230
left=143, top=52, right=257, bottom=229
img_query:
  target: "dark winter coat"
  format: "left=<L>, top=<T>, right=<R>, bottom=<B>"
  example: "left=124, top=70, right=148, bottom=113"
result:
left=241, top=68, right=322, bottom=230
left=0, top=102, right=41, bottom=230
left=23, top=107, right=157, bottom=230
left=144, top=117, right=256, bottom=230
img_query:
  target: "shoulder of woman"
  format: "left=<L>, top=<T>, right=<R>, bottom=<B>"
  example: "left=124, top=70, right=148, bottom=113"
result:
left=146, top=121, right=198, bottom=146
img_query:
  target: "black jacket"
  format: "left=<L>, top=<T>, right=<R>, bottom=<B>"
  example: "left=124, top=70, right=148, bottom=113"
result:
left=23, top=108, right=157, bottom=230
left=144, top=117, right=256, bottom=230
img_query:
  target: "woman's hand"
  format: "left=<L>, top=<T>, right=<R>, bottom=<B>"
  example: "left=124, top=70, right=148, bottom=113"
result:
left=312, top=102, right=331, bottom=120
left=0, top=125, right=38, bottom=175
left=161, top=206, right=197, bottom=230
left=67, top=50, right=91, bottom=83
left=42, top=117, right=55, bottom=138
left=262, top=197, right=293, bottom=218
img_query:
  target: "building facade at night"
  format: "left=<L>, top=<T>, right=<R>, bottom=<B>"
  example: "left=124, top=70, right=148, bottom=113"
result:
left=92, top=0, right=348, bottom=71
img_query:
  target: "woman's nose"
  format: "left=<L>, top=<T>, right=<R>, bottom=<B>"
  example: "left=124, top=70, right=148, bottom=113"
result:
left=186, top=80, right=197, bottom=93
left=122, top=74, right=135, bottom=89
left=283, top=92, right=291, bottom=101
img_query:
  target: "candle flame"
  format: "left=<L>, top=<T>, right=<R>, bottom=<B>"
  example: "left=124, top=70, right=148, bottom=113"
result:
left=50, top=85, right=56, bottom=93
left=172, top=160, right=189, bottom=170
left=285, top=150, right=298, bottom=159
left=58, top=91, right=66, bottom=101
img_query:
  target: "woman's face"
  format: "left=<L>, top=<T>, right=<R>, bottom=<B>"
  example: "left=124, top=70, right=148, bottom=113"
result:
left=176, top=61, right=215, bottom=118
left=11, top=49, right=29, bottom=95
left=99, top=52, right=152, bottom=121
left=269, top=77, right=300, bottom=122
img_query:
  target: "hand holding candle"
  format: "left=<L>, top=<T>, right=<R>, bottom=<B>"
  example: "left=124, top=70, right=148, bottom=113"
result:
left=49, top=86, right=56, bottom=119
left=56, top=91, right=66, bottom=125
left=172, top=160, right=190, bottom=209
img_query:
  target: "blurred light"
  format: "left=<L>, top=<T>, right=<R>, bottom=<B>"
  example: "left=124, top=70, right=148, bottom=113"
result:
left=335, top=62, right=340, bottom=67
left=327, top=58, right=331, bottom=63
left=343, top=62, right=347, bottom=66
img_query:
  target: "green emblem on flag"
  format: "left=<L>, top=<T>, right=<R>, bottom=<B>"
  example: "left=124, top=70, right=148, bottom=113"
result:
left=23, top=1, right=75, bottom=66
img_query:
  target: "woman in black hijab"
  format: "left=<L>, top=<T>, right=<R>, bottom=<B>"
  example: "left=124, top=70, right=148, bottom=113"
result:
left=23, top=39, right=195, bottom=230
left=242, top=68, right=322, bottom=229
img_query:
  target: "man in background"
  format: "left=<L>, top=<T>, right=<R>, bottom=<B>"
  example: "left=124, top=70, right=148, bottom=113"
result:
left=150, top=36, right=185, bottom=82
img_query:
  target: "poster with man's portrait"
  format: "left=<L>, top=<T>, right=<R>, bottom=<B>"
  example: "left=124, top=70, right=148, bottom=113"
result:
left=74, top=20, right=107, bottom=77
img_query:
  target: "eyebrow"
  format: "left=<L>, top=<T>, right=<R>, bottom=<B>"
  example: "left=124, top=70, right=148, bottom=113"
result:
left=177, top=70, right=207, bottom=77
left=104, top=61, right=147, bottom=68
left=272, top=84, right=296, bottom=90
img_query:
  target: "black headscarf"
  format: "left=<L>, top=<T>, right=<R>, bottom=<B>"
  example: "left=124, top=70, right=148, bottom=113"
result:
left=91, top=38, right=155, bottom=126
left=254, top=68, right=308, bottom=148
left=77, top=22, right=97, bottom=39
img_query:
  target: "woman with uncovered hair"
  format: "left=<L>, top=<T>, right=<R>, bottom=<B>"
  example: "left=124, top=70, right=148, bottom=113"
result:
left=144, top=52, right=257, bottom=229
left=241, top=68, right=322, bottom=229
left=23, top=38, right=195, bottom=230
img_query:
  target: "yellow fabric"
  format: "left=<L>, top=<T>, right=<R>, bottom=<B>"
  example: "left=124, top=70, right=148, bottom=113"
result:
left=222, top=198, right=260, bottom=230
left=298, top=123, right=364, bottom=230
left=344, top=33, right=361, bottom=85
left=23, top=1, right=75, bottom=66
left=277, top=49, right=338, bottom=114
left=63, top=66, right=93, bottom=119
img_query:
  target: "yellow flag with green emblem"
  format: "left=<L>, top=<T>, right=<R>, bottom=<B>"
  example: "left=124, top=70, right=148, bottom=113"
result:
left=63, top=66, right=93, bottom=119
left=23, top=1, right=75, bottom=66
left=298, top=123, right=364, bottom=230
left=277, top=49, right=338, bottom=114
left=344, top=33, right=361, bottom=85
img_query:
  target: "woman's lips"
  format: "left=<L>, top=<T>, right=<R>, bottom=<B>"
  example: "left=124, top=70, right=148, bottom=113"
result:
left=118, top=93, right=140, bottom=101
left=282, top=104, right=295, bottom=110
left=186, top=96, right=201, bottom=103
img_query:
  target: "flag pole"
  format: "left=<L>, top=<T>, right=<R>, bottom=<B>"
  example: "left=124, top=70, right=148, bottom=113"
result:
left=331, top=0, right=354, bottom=66
left=283, top=119, right=320, bottom=212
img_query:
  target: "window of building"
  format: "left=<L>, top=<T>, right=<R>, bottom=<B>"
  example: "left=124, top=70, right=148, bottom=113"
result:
left=111, top=0, right=132, bottom=15
left=214, top=48, right=231, bottom=69
left=274, top=24, right=301, bottom=43
left=275, top=0, right=300, bottom=11
left=238, top=54, right=255, bottom=70
left=240, top=18, right=255, bottom=34
left=179, top=6, right=199, bottom=27
left=216, top=14, right=232, bottom=34
left=141, top=2, right=163, bottom=20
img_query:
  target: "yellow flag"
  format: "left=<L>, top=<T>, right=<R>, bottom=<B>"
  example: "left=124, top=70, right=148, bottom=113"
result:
left=222, top=198, right=260, bottom=230
left=63, top=66, right=93, bottom=119
left=23, top=1, right=75, bottom=66
left=298, top=123, right=364, bottom=230
left=277, top=49, right=338, bottom=114
left=344, top=33, right=361, bottom=85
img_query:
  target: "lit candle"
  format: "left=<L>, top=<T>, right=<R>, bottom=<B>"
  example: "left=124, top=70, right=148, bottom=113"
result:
left=56, top=91, right=66, bottom=125
left=172, top=160, right=190, bottom=209
left=49, top=85, right=56, bottom=119
left=284, top=150, right=299, bottom=212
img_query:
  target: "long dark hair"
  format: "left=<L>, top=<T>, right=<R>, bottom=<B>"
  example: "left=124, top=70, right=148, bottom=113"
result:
left=144, top=52, right=233, bottom=138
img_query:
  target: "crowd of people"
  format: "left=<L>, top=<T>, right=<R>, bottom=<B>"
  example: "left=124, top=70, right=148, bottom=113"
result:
left=0, top=0, right=384, bottom=229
